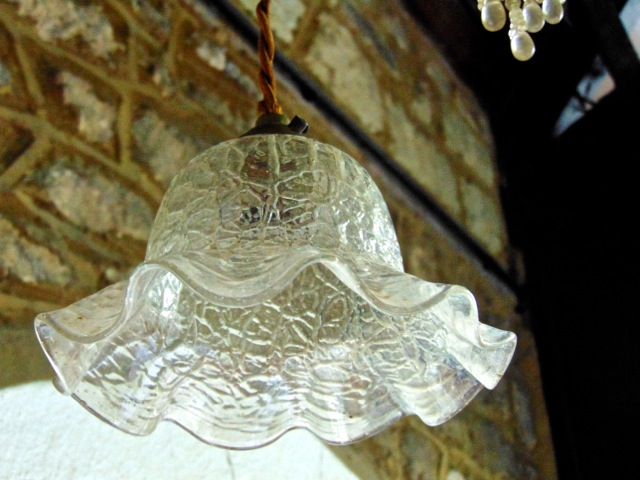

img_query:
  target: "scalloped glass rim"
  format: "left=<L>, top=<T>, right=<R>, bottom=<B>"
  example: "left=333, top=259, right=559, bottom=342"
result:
left=34, top=134, right=517, bottom=449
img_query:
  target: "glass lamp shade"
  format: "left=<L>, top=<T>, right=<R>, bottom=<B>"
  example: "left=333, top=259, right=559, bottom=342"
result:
left=34, top=134, right=517, bottom=449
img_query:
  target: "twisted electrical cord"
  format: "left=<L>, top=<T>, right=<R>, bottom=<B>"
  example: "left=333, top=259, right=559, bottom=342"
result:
left=256, top=0, right=283, bottom=115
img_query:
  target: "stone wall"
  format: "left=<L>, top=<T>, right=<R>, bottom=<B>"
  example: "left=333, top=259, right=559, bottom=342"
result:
left=0, top=0, right=556, bottom=478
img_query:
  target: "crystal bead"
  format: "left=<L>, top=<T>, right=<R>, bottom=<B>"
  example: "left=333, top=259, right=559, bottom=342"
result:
left=481, top=0, right=507, bottom=32
left=509, top=7, right=526, bottom=30
left=523, top=0, right=545, bottom=32
left=505, top=0, right=520, bottom=10
left=542, top=0, right=564, bottom=24
left=510, top=30, right=535, bottom=61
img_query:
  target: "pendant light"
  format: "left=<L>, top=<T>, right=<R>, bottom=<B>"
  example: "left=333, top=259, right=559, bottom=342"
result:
left=34, top=0, right=517, bottom=449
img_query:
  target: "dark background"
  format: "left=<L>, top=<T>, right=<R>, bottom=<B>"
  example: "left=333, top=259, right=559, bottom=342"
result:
left=406, top=1, right=640, bottom=478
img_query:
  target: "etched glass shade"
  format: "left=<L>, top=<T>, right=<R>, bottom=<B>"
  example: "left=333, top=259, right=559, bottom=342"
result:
left=34, top=134, right=517, bottom=449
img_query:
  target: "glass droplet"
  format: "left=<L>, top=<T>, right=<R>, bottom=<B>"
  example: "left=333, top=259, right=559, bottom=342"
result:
left=511, top=31, right=535, bottom=61
left=509, top=7, right=526, bottom=30
left=504, top=0, right=520, bottom=10
left=523, top=0, right=545, bottom=32
left=481, top=0, right=507, bottom=32
left=542, top=0, right=564, bottom=24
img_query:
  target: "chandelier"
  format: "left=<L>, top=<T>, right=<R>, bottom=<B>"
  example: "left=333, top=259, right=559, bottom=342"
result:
left=479, top=0, right=566, bottom=60
left=34, top=0, right=517, bottom=449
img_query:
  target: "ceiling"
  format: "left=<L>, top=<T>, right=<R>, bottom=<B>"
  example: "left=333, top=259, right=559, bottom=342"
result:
left=406, top=1, right=640, bottom=478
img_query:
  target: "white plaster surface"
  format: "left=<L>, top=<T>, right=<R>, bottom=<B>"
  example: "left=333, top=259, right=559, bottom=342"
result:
left=0, top=381, right=359, bottom=480
left=446, top=471, right=466, bottom=480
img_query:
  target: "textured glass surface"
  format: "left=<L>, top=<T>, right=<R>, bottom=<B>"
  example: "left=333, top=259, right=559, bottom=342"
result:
left=35, top=135, right=517, bottom=449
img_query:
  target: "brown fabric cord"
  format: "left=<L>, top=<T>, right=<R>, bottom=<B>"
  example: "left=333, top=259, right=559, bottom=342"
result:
left=256, top=0, right=283, bottom=115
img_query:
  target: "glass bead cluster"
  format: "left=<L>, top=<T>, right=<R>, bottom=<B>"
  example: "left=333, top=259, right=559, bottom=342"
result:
left=479, top=0, right=565, bottom=61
